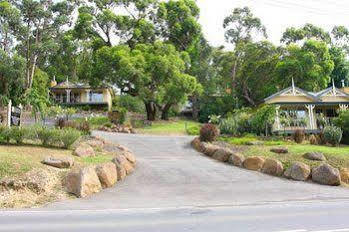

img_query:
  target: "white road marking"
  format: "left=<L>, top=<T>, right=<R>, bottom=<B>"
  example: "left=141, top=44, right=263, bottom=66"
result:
left=278, top=229, right=349, bottom=232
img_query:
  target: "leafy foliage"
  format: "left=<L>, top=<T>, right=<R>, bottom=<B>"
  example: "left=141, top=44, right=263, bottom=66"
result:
left=323, top=126, right=342, bottom=146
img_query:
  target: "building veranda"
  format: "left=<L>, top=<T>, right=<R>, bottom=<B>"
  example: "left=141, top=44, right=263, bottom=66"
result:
left=264, top=80, right=349, bottom=133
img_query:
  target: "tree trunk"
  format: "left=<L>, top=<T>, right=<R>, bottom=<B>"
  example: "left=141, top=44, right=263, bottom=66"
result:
left=191, top=95, right=199, bottom=120
left=161, top=103, right=172, bottom=120
left=145, top=101, right=157, bottom=121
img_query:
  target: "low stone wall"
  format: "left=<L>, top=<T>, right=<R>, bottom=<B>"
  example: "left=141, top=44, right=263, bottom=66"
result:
left=191, top=137, right=347, bottom=187
left=65, top=137, right=136, bottom=198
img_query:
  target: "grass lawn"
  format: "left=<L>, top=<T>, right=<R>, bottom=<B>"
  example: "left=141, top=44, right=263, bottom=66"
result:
left=0, top=145, right=114, bottom=179
left=220, top=136, right=349, bottom=170
left=137, top=119, right=200, bottom=135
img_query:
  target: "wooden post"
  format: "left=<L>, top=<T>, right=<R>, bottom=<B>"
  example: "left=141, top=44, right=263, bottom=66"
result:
left=7, top=100, right=11, bottom=128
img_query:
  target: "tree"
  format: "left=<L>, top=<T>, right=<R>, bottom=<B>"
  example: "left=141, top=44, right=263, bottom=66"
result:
left=331, top=26, right=349, bottom=54
left=26, top=68, right=50, bottom=122
left=329, top=46, right=349, bottom=87
left=93, top=41, right=201, bottom=120
left=236, top=41, right=280, bottom=106
left=281, top=23, right=331, bottom=45
left=158, top=0, right=201, bottom=51
left=276, top=40, right=334, bottom=91
left=223, top=7, right=267, bottom=96
left=0, top=0, right=20, bottom=51
left=0, top=50, right=26, bottom=106
left=7, top=0, right=74, bottom=90
left=74, top=0, right=159, bottom=49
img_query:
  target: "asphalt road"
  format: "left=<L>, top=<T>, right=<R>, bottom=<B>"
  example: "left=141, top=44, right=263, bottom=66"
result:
left=1, top=132, right=349, bottom=232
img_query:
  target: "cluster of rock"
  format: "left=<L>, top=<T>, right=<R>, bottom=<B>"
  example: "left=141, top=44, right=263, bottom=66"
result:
left=98, top=124, right=136, bottom=134
left=40, top=136, right=137, bottom=198
left=65, top=138, right=136, bottom=198
left=191, top=137, right=348, bottom=186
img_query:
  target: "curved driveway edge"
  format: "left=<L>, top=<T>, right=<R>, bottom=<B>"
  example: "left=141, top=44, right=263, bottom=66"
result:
left=44, top=131, right=349, bottom=210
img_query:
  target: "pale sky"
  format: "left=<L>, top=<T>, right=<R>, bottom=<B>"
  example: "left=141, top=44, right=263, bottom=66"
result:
left=197, top=0, right=349, bottom=49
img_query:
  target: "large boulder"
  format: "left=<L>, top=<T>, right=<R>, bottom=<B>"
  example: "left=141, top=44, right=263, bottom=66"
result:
left=73, top=143, right=95, bottom=157
left=202, top=143, right=220, bottom=157
left=312, top=164, right=341, bottom=186
left=270, top=147, right=288, bottom=154
left=228, top=153, right=245, bottom=167
left=86, top=139, right=105, bottom=151
left=191, top=137, right=205, bottom=152
left=284, top=162, right=311, bottom=181
left=262, top=158, right=284, bottom=176
left=340, top=168, right=349, bottom=184
left=122, top=151, right=136, bottom=166
left=65, top=166, right=102, bottom=198
left=212, top=148, right=232, bottom=162
left=243, top=156, right=265, bottom=171
left=95, top=162, right=118, bottom=188
left=304, top=152, right=326, bottom=161
left=111, top=157, right=127, bottom=180
left=113, top=154, right=134, bottom=175
left=41, top=157, right=74, bottom=169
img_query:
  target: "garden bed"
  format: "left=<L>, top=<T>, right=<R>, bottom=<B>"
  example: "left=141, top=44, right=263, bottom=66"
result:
left=192, top=136, right=349, bottom=187
left=0, top=134, right=136, bottom=208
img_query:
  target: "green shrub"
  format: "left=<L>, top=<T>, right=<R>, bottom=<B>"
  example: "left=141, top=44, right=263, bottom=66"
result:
left=199, top=123, right=219, bottom=142
left=323, top=126, right=342, bottom=146
left=37, top=127, right=61, bottom=146
left=249, top=105, right=276, bottom=136
left=103, top=122, right=113, bottom=128
left=8, top=127, right=26, bottom=144
left=219, top=117, right=238, bottom=136
left=293, top=129, right=305, bottom=144
left=87, top=116, right=110, bottom=126
left=186, top=125, right=200, bottom=135
left=108, top=107, right=127, bottom=125
left=60, top=128, right=82, bottom=149
left=208, top=115, right=221, bottom=125
left=333, top=110, right=349, bottom=144
left=0, top=126, right=10, bottom=144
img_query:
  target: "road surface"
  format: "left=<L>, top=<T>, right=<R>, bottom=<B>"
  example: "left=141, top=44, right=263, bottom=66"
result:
left=1, top=132, right=349, bottom=232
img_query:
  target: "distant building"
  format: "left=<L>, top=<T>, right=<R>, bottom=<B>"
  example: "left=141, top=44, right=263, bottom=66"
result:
left=50, top=78, right=112, bottom=111
left=264, top=79, right=349, bottom=133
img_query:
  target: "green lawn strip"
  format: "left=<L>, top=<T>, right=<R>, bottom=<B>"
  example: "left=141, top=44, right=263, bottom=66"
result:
left=79, top=153, right=115, bottom=165
left=138, top=119, right=200, bottom=135
left=0, top=145, right=114, bottom=179
left=241, top=144, right=349, bottom=170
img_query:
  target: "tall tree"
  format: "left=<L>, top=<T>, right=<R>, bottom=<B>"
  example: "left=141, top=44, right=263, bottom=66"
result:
left=0, top=0, right=20, bottom=51
left=281, top=23, right=331, bottom=45
left=93, top=41, right=201, bottom=120
left=158, top=0, right=201, bottom=51
left=0, top=50, right=26, bottom=105
left=329, top=46, right=349, bottom=87
left=7, top=0, right=75, bottom=90
left=223, top=7, right=267, bottom=98
left=276, top=40, right=334, bottom=91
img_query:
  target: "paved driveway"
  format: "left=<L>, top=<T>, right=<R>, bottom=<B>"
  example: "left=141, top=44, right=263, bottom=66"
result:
left=46, top=132, right=349, bottom=210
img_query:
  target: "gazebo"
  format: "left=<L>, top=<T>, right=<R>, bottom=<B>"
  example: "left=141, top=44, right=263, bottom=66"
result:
left=264, top=79, right=349, bottom=133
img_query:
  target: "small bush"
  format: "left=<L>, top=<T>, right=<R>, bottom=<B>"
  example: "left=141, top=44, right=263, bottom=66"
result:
left=323, top=126, right=342, bottom=146
left=37, top=127, right=61, bottom=146
left=309, top=134, right=318, bottom=145
left=8, top=127, right=26, bottom=144
left=293, top=129, right=305, bottom=144
left=0, top=126, right=10, bottom=144
left=219, top=117, right=238, bottom=136
left=104, top=122, right=113, bottom=128
left=60, top=128, right=82, bottom=149
left=56, top=119, right=90, bottom=135
left=108, top=108, right=127, bottom=125
left=208, top=115, right=221, bottom=125
left=186, top=125, right=200, bottom=135
left=199, top=123, right=219, bottom=142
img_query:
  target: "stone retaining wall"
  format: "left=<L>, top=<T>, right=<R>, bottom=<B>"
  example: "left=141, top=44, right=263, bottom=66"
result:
left=191, top=137, right=347, bottom=186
